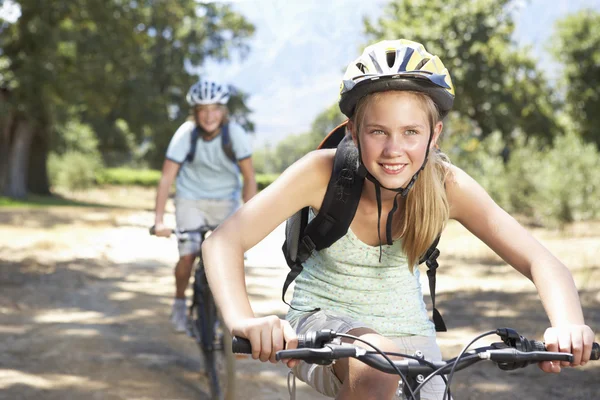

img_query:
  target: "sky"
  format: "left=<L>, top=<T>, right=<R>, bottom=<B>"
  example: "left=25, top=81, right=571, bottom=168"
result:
left=201, top=0, right=600, bottom=147
left=2, top=0, right=599, bottom=147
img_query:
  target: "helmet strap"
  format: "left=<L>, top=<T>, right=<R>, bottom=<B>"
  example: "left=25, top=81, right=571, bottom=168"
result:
left=355, top=124, right=435, bottom=258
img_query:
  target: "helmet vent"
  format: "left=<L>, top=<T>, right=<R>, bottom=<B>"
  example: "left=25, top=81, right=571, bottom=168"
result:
left=386, top=51, right=396, bottom=68
left=356, top=63, right=367, bottom=73
left=415, top=58, right=430, bottom=70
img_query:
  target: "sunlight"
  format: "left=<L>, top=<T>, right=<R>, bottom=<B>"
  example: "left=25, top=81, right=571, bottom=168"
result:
left=0, top=369, right=107, bottom=390
left=62, top=328, right=100, bottom=337
left=0, top=325, right=29, bottom=334
left=109, top=291, right=136, bottom=301
left=35, top=310, right=104, bottom=323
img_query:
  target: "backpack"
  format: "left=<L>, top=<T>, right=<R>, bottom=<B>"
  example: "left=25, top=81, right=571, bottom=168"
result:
left=281, top=120, right=447, bottom=332
left=185, top=124, right=236, bottom=164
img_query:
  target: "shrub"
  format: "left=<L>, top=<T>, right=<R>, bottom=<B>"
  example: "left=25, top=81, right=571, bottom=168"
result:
left=96, top=168, right=161, bottom=187
left=48, top=151, right=103, bottom=191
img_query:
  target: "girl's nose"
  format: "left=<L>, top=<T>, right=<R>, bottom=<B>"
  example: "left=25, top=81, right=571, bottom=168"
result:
left=383, top=135, right=406, bottom=157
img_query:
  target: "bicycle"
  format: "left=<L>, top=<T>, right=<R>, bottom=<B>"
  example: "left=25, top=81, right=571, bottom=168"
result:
left=231, top=327, right=599, bottom=400
left=150, top=225, right=236, bottom=400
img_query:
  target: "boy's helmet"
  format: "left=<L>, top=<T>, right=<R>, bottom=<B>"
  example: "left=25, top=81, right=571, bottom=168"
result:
left=339, top=39, right=455, bottom=118
left=186, top=77, right=231, bottom=106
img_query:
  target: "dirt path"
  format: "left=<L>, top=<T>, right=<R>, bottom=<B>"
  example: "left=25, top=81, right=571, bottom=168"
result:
left=1, top=192, right=599, bottom=399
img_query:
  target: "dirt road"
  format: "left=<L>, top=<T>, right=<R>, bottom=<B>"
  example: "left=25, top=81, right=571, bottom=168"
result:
left=1, top=189, right=599, bottom=399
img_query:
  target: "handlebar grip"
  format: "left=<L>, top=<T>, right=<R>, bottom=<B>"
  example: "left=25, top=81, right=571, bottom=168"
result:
left=592, top=343, right=600, bottom=361
left=532, top=339, right=600, bottom=361
left=232, top=336, right=253, bottom=354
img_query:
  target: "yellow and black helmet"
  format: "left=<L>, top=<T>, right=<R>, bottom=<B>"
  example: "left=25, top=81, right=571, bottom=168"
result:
left=339, top=39, right=455, bottom=118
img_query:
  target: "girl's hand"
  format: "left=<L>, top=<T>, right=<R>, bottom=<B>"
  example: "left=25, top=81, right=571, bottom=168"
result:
left=232, top=316, right=299, bottom=368
left=539, top=325, right=595, bottom=373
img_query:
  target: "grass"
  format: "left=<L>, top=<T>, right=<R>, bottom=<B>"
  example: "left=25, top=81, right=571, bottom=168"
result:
left=96, top=168, right=161, bottom=187
left=96, top=167, right=279, bottom=190
left=0, top=194, right=114, bottom=208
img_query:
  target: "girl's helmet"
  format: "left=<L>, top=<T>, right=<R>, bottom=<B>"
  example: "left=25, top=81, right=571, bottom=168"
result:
left=338, top=39, right=456, bottom=248
left=339, top=39, right=455, bottom=118
left=186, top=77, right=231, bottom=106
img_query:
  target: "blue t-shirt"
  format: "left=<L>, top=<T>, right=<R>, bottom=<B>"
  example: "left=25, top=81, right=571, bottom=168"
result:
left=166, top=120, right=253, bottom=200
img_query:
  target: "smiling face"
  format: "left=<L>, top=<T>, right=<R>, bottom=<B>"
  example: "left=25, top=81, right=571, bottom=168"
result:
left=349, top=91, right=442, bottom=191
left=194, top=104, right=226, bottom=134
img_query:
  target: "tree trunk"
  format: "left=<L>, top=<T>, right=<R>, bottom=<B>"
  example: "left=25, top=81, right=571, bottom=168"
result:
left=27, top=126, right=51, bottom=195
left=0, top=91, right=13, bottom=194
left=4, top=118, right=34, bottom=199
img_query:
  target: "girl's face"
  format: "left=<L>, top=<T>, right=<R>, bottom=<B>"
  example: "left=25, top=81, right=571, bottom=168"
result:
left=350, top=91, right=442, bottom=191
left=194, top=104, right=226, bottom=134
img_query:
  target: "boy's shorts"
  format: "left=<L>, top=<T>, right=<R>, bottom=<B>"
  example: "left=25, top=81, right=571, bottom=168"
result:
left=174, top=197, right=239, bottom=257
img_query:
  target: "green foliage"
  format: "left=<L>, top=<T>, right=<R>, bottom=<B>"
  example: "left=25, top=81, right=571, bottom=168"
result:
left=95, top=167, right=161, bottom=187
left=48, top=118, right=105, bottom=191
left=48, top=151, right=103, bottom=191
left=254, top=103, right=345, bottom=174
left=0, top=0, right=256, bottom=171
left=94, top=167, right=277, bottom=191
left=448, top=128, right=600, bottom=225
left=551, top=10, right=600, bottom=148
left=256, top=173, right=279, bottom=191
left=364, top=0, right=561, bottom=144
left=510, top=132, right=600, bottom=224
left=0, top=194, right=111, bottom=208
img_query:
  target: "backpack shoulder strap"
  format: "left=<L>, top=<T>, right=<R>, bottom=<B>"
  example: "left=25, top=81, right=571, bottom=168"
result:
left=185, top=127, right=200, bottom=163
left=300, top=134, right=363, bottom=256
left=419, top=235, right=447, bottom=332
left=220, top=124, right=236, bottom=163
left=281, top=127, right=364, bottom=307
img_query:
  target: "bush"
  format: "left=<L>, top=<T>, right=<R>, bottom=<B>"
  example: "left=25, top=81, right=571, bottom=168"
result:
left=95, top=167, right=279, bottom=191
left=48, top=151, right=103, bottom=191
left=256, top=173, right=279, bottom=190
left=512, top=132, right=600, bottom=225
left=96, top=168, right=161, bottom=187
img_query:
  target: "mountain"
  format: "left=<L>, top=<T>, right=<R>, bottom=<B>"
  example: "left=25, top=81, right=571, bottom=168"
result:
left=202, top=0, right=600, bottom=148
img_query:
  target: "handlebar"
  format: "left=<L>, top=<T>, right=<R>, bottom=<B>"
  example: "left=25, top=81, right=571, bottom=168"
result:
left=232, top=328, right=599, bottom=374
left=149, top=225, right=217, bottom=241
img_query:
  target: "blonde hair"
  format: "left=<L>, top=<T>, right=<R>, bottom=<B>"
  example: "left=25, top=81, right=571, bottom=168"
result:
left=352, top=91, right=450, bottom=271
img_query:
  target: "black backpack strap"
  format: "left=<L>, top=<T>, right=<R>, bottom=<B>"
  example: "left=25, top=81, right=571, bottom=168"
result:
left=281, top=207, right=309, bottom=307
left=298, top=135, right=363, bottom=258
left=419, top=236, right=447, bottom=332
left=185, top=127, right=200, bottom=163
left=220, top=124, right=236, bottom=163
left=280, top=133, right=364, bottom=308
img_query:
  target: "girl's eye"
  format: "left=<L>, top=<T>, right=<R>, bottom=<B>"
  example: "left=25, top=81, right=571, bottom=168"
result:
left=371, top=129, right=386, bottom=135
left=405, top=129, right=418, bottom=136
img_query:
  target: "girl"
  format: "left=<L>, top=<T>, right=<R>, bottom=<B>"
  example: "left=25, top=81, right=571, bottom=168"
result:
left=202, top=40, right=595, bottom=399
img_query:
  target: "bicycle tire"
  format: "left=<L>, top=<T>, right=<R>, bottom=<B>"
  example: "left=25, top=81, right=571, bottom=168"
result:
left=192, top=261, right=236, bottom=400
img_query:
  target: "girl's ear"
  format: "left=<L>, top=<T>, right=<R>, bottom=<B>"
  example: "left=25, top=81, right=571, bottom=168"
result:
left=347, top=119, right=358, bottom=146
left=430, top=121, right=443, bottom=149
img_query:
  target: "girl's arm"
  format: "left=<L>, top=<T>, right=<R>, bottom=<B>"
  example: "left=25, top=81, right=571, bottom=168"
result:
left=446, top=165, right=595, bottom=372
left=202, top=150, right=333, bottom=365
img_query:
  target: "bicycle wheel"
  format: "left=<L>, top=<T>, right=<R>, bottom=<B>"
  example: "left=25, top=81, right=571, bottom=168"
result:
left=191, top=262, right=236, bottom=400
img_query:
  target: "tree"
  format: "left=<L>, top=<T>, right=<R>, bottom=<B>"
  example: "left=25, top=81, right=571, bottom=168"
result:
left=0, top=0, right=254, bottom=197
left=267, top=103, right=345, bottom=173
left=364, top=0, right=561, bottom=144
left=551, top=10, right=600, bottom=148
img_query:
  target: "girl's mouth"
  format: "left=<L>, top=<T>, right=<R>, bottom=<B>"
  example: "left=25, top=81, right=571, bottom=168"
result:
left=380, top=163, right=407, bottom=175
